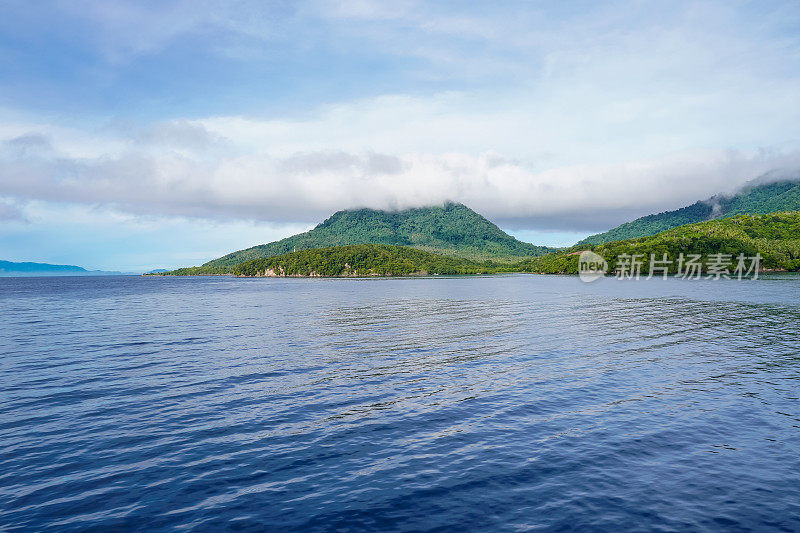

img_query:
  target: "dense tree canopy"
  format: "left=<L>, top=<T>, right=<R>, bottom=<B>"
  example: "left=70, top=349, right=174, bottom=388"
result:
left=201, top=203, right=556, bottom=269
left=232, top=244, right=505, bottom=277
left=522, top=212, right=800, bottom=274
left=154, top=211, right=800, bottom=277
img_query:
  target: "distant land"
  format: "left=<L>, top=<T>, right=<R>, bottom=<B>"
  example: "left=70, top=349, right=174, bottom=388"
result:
left=0, top=260, right=128, bottom=277
left=160, top=210, right=800, bottom=278
left=172, top=202, right=558, bottom=275
left=579, top=177, right=800, bottom=245
left=27, top=176, right=800, bottom=279
left=163, top=212, right=800, bottom=277
left=157, top=180, right=800, bottom=277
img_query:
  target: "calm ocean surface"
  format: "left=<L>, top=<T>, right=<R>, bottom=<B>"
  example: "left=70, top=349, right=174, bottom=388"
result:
left=1, top=274, right=799, bottom=531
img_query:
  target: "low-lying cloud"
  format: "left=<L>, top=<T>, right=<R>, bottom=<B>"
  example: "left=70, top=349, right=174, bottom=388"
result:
left=2, top=132, right=799, bottom=231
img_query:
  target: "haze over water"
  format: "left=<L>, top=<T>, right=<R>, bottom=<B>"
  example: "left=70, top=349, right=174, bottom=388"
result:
left=1, top=274, right=799, bottom=531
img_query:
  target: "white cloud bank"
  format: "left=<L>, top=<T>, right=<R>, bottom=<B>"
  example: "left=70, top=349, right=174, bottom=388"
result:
left=2, top=120, right=799, bottom=231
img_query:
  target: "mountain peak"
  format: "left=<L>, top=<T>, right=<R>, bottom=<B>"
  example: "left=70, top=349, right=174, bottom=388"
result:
left=201, top=203, right=555, bottom=270
left=316, top=202, right=466, bottom=226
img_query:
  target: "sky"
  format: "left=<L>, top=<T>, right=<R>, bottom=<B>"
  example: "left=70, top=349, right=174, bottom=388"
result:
left=2, top=0, right=800, bottom=271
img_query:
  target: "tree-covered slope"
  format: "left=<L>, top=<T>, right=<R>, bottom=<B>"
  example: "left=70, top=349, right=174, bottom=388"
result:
left=158, top=212, right=800, bottom=277
left=578, top=179, right=800, bottom=245
left=522, top=212, right=800, bottom=274
left=231, top=244, right=507, bottom=277
left=202, top=203, right=555, bottom=270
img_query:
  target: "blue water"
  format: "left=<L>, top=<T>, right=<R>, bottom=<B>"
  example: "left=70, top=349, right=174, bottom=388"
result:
left=1, top=274, right=799, bottom=531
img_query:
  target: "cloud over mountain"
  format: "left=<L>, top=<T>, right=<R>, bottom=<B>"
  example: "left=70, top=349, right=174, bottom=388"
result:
left=2, top=121, right=799, bottom=230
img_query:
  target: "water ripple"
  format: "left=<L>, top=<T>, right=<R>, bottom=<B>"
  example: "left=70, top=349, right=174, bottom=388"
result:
left=1, top=274, right=799, bottom=531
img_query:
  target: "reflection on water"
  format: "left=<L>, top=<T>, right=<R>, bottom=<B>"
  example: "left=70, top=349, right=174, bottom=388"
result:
left=1, top=274, right=799, bottom=531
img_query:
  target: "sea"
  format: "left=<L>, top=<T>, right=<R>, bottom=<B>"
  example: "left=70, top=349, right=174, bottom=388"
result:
left=1, top=274, right=799, bottom=531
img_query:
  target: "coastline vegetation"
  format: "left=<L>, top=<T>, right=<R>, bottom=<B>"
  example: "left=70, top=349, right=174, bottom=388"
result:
left=232, top=244, right=507, bottom=277
left=521, top=212, right=800, bottom=274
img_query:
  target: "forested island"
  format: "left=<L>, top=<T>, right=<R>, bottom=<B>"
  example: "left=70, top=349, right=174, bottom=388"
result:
left=149, top=178, right=800, bottom=278
left=202, top=202, right=555, bottom=270
left=154, top=212, right=800, bottom=277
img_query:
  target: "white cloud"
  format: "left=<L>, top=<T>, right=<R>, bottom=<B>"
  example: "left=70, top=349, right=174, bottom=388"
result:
left=2, top=124, right=799, bottom=232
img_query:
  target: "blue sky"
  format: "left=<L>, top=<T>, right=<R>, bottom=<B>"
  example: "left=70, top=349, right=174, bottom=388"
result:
left=2, top=0, right=800, bottom=271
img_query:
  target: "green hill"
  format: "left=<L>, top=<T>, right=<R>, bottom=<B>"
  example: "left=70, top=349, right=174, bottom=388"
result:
left=578, top=178, right=800, bottom=245
left=521, top=211, right=800, bottom=274
left=230, top=244, right=508, bottom=277
left=197, top=203, right=555, bottom=272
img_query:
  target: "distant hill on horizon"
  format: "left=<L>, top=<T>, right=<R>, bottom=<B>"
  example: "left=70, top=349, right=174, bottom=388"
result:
left=579, top=177, right=800, bottom=245
left=0, top=260, right=127, bottom=277
left=198, top=202, right=557, bottom=272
